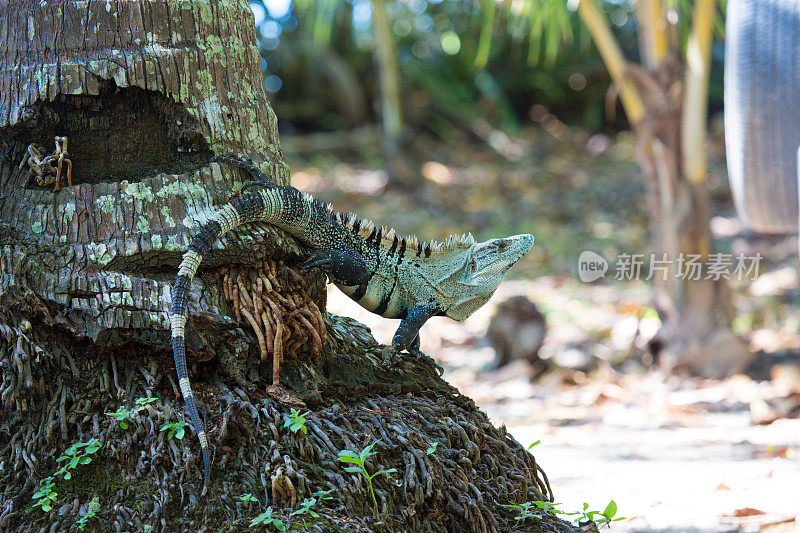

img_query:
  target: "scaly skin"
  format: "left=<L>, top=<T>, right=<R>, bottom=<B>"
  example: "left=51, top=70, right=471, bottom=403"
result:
left=171, top=154, right=534, bottom=496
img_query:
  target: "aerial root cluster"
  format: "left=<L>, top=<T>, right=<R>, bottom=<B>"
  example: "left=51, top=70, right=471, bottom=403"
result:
left=0, top=311, right=566, bottom=532
left=222, top=259, right=326, bottom=385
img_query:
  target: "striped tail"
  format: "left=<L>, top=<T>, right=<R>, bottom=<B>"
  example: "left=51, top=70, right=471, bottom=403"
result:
left=170, top=188, right=266, bottom=496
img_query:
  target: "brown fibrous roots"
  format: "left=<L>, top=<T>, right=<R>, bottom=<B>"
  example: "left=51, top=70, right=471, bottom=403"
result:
left=222, top=259, right=326, bottom=386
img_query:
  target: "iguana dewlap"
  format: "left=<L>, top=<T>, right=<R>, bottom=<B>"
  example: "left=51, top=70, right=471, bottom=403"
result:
left=170, top=154, right=534, bottom=496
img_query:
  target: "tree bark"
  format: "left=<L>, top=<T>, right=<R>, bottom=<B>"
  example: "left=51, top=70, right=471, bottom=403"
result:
left=0, top=1, right=571, bottom=531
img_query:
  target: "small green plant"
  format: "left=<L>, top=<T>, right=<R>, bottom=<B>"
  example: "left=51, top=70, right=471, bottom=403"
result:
left=135, top=397, right=157, bottom=408
left=527, top=440, right=541, bottom=450
left=290, top=497, right=320, bottom=518
left=426, top=442, right=438, bottom=455
left=337, top=439, right=396, bottom=518
left=283, top=409, right=310, bottom=435
left=250, top=506, right=285, bottom=530
left=56, top=438, right=102, bottom=479
left=239, top=493, right=259, bottom=506
left=577, top=500, right=625, bottom=528
left=33, top=439, right=102, bottom=512
left=500, top=502, right=543, bottom=522
left=159, top=420, right=188, bottom=440
left=106, top=397, right=158, bottom=429
left=75, top=496, right=100, bottom=530
left=32, top=476, right=57, bottom=512
left=502, top=499, right=624, bottom=528
left=105, top=406, right=133, bottom=429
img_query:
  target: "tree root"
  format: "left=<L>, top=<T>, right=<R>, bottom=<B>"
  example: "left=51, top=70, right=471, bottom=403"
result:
left=223, top=260, right=326, bottom=385
left=0, top=307, right=573, bottom=532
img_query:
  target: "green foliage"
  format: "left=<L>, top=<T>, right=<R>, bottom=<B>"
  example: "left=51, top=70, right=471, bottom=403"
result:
left=312, top=488, right=335, bottom=502
left=426, top=442, right=438, bottom=455
left=75, top=496, right=100, bottom=531
left=577, top=500, right=625, bottom=527
left=240, top=493, right=259, bottom=506
left=56, top=439, right=102, bottom=480
left=32, top=476, right=57, bottom=512
left=527, top=440, right=541, bottom=449
left=33, top=438, right=103, bottom=512
left=290, top=497, right=320, bottom=519
left=500, top=501, right=543, bottom=522
left=289, top=487, right=336, bottom=520
left=104, top=406, right=133, bottom=429
left=283, top=409, right=310, bottom=435
left=135, top=397, right=157, bottom=408
left=250, top=507, right=286, bottom=531
left=106, top=397, right=159, bottom=430
left=501, top=499, right=624, bottom=528
left=337, top=439, right=396, bottom=518
left=159, top=421, right=188, bottom=441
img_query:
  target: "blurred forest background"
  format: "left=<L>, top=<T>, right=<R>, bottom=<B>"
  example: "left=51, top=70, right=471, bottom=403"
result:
left=248, top=0, right=798, bottom=530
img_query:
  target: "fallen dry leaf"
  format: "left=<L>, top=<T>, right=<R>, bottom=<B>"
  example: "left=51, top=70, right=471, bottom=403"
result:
left=729, top=508, right=767, bottom=518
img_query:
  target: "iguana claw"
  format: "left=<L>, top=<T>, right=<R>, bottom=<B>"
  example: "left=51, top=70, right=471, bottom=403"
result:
left=381, top=345, right=444, bottom=376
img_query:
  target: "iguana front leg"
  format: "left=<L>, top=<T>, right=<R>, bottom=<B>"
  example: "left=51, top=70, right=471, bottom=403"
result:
left=384, top=305, right=443, bottom=374
left=392, top=305, right=436, bottom=351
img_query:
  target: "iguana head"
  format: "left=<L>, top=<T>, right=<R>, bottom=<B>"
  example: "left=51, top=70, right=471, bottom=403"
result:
left=436, top=233, right=534, bottom=322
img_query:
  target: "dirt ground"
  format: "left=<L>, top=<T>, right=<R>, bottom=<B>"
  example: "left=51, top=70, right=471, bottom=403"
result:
left=287, top=119, right=800, bottom=532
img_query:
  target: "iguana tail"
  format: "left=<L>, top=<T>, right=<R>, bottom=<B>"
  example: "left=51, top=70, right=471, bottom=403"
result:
left=170, top=177, right=270, bottom=497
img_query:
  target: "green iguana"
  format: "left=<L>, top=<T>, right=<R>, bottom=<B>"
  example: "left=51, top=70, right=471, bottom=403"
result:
left=170, top=154, right=534, bottom=496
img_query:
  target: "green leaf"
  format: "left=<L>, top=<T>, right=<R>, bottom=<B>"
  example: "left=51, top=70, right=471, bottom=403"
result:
left=79, top=456, right=92, bottom=464
left=374, top=468, right=397, bottom=476
left=343, top=466, right=364, bottom=474
left=64, top=471, right=72, bottom=480
left=120, top=420, right=129, bottom=429
left=136, top=397, right=157, bottom=406
left=41, top=503, right=51, bottom=512
left=527, top=440, right=541, bottom=449
left=336, top=451, right=361, bottom=463
left=426, top=442, right=438, bottom=455
left=176, top=427, right=185, bottom=440
left=69, top=457, right=80, bottom=469
left=273, top=519, right=286, bottom=531
left=359, top=439, right=380, bottom=460
left=312, top=488, right=335, bottom=500
left=602, top=500, right=617, bottom=519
